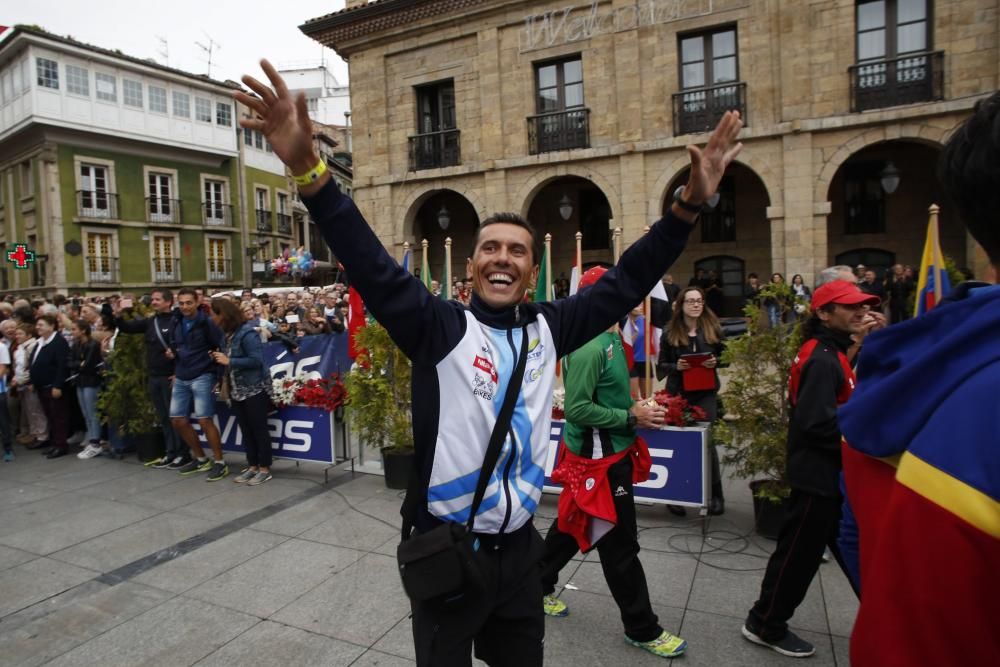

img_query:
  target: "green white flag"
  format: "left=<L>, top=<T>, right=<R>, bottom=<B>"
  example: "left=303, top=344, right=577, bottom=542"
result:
left=534, top=245, right=549, bottom=302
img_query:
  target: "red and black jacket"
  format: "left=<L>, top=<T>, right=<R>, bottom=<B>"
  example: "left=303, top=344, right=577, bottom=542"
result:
left=785, top=327, right=855, bottom=497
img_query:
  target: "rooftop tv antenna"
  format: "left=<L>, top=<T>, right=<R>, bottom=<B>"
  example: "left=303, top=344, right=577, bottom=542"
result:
left=195, top=33, right=220, bottom=77
left=155, top=35, right=169, bottom=66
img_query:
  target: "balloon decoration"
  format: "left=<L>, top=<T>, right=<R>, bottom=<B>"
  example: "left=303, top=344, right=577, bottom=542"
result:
left=270, top=246, right=314, bottom=277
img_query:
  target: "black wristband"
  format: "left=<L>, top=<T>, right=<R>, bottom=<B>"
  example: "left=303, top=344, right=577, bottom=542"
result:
left=626, top=412, right=638, bottom=430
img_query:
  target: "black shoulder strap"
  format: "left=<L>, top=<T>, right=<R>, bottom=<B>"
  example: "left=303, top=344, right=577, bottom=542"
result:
left=401, top=325, right=529, bottom=539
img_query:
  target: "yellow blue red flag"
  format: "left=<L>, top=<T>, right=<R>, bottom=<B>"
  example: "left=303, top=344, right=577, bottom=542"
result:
left=914, top=208, right=951, bottom=316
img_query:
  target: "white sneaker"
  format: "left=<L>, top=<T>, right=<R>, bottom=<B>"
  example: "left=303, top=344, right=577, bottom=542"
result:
left=67, top=431, right=86, bottom=445
left=77, top=444, right=103, bottom=460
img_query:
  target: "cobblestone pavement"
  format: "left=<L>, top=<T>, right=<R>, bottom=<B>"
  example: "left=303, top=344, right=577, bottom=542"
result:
left=0, top=449, right=856, bottom=666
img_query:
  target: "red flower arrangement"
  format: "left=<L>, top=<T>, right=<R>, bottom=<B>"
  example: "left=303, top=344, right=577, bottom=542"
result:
left=272, top=374, right=347, bottom=412
left=651, top=391, right=708, bottom=427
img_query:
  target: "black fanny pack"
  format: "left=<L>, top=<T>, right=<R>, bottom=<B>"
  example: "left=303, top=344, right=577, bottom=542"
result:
left=396, top=325, right=528, bottom=605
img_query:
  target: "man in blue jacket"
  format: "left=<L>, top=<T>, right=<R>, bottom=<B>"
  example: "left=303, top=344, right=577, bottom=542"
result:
left=169, top=288, right=228, bottom=481
left=235, top=59, right=742, bottom=667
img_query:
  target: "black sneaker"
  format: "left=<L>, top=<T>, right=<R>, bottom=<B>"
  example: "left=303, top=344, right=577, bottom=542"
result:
left=178, top=458, right=212, bottom=476
left=166, top=454, right=193, bottom=470
left=206, top=461, right=229, bottom=482
left=742, top=623, right=815, bottom=658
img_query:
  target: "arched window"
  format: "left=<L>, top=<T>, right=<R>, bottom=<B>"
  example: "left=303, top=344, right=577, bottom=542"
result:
left=693, top=255, right=745, bottom=316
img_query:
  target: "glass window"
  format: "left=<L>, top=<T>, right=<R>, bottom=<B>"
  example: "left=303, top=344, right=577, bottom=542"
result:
left=95, top=73, right=117, bottom=102
left=856, top=0, right=927, bottom=61
left=172, top=91, right=190, bottom=117
left=149, top=86, right=167, bottom=113
left=2, top=71, right=12, bottom=103
left=12, top=61, right=22, bottom=93
left=679, top=28, right=738, bottom=90
left=254, top=131, right=263, bottom=150
left=215, top=102, right=231, bottom=126
left=66, top=64, right=89, bottom=96
left=533, top=57, right=584, bottom=113
left=858, top=1, right=886, bottom=30
left=195, top=97, right=212, bottom=123
left=243, top=127, right=252, bottom=145
left=36, top=57, right=59, bottom=89
left=21, top=58, right=30, bottom=93
left=123, top=79, right=143, bottom=108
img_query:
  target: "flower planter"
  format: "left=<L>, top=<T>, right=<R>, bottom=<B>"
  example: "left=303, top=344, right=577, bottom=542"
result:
left=382, top=447, right=415, bottom=490
left=749, top=479, right=791, bottom=540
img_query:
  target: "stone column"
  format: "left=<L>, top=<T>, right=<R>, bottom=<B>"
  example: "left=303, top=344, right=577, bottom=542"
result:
left=619, top=152, right=647, bottom=247
left=767, top=205, right=786, bottom=277
left=780, top=132, right=816, bottom=280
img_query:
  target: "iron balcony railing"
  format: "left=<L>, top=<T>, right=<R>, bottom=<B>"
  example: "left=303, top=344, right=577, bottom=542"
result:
left=208, top=259, right=233, bottom=282
left=76, top=190, right=118, bottom=219
left=408, top=128, right=461, bottom=171
left=203, top=202, right=234, bottom=226
left=849, top=51, right=944, bottom=112
left=276, top=213, right=292, bottom=235
left=86, top=257, right=119, bottom=284
left=672, top=82, right=747, bottom=136
left=256, top=209, right=272, bottom=233
left=146, top=196, right=182, bottom=224
left=152, top=257, right=181, bottom=283
left=527, top=108, right=591, bottom=155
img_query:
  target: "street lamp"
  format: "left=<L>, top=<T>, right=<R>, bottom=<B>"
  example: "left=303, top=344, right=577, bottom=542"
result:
left=558, top=194, right=573, bottom=221
left=437, top=206, right=451, bottom=230
left=880, top=161, right=900, bottom=194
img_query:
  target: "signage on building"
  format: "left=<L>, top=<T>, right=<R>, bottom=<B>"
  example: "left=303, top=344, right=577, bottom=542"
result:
left=520, top=0, right=714, bottom=53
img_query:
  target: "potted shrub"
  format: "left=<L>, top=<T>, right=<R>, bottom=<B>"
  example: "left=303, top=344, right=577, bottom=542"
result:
left=714, top=282, right=805, bottom=538
left=97, top=305, right=162, bottom=461
left=344, top=321, right=414, bottom=489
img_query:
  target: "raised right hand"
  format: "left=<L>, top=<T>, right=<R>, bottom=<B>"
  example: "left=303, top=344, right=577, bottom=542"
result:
left=235, top=60, right=321, bottom=178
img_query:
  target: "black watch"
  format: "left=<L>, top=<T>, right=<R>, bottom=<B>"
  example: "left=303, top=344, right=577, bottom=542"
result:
left=626, top=412, right=638, bottom=430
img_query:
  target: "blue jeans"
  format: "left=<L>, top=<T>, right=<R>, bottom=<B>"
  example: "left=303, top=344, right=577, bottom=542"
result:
left=767, top=303, right=781, bottom=328
left=169, top=373, right=217, bottom=419
left=76, top=385, right=101, bottom=443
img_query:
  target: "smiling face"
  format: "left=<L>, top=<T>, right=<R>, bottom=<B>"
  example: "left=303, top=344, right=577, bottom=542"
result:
left=468, top=223, right=538, bottom=309
left=680, top=288, right=705, bottom=319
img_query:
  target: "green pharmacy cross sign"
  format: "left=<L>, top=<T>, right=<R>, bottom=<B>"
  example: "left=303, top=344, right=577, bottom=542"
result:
left=6, top=244, right=36, bottom=269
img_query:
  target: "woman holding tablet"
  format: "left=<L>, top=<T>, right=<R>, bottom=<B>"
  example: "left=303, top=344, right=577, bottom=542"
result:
left=657, top=286, right=726, bottom=515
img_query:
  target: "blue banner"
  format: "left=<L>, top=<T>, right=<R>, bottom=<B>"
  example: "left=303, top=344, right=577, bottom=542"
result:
left=543, top=421, right=707, bottom=507
left=190, top=332, right=352, bottom=465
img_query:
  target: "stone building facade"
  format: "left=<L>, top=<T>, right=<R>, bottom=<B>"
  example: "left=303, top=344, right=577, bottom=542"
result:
left=302, top=0, right=995, bottom=314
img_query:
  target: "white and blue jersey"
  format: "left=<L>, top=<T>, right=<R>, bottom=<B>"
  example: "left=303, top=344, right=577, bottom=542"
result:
left=303, top=182, right=694, bottom=535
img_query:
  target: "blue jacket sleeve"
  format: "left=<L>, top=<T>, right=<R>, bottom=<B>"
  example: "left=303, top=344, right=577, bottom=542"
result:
left=229, top=331, right=265, bottom=371
left=837, top=474, right=861, bottom=593
left=538, top=212, right=694, bottom=357
left=301, top=181, right=466, bottom=364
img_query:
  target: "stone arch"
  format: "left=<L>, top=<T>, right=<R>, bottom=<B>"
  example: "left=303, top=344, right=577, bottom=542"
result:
left=649, top=150, right=780, bottom=220
left=398, top=182, right=488, bottom=241
left=515, top=165, right=622, bottom=224
left=816, top=123, right=949, bottom=202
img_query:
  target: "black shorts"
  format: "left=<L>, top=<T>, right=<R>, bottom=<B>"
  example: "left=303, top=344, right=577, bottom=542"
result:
left=628, top=360, right=652, bottom=379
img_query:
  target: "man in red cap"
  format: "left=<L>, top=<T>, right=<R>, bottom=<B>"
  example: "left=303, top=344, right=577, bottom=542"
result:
left=539, top=267, right=688, bottom=659
left=742, top=280, right=879, bottom=659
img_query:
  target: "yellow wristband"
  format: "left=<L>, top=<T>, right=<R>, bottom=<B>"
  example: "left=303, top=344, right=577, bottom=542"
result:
left=293, top=159, right=328, bottom=186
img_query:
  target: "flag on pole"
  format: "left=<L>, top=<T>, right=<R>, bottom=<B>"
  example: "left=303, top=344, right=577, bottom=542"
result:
left=402, top=248, right=410, bottom=274
left=914, top=208, right=951, bottom=317
left=568, top=242, right=582, bottom=297
left=535, top=245, right=550, bottom=302
left=441, top=257, right=451, bottom=300
left=421, top=252, right=433, bottom=293
left=620, top=282, right=670, bottom=371
left=347, top=286, right=367, bottom=360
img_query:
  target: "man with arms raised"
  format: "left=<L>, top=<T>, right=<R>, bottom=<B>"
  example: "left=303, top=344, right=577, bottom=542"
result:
left=236, top=60, right=741, bottom=667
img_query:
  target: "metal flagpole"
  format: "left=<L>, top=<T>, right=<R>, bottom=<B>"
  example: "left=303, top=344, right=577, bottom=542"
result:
left=575, top=231, right=583, bottom=277
left=928, top=204, right=943, bottom=305
left=643, top=225, right=652, bottom=399
left=613, top=227, right=622, bottom=263
left=444, top=237, right=452, bottom=298
left=544, top=233, right=552, bottom=300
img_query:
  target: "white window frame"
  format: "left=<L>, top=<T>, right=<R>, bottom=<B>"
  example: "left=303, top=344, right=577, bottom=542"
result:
left=78, top=164, right=112, bottom=218
left=149, top=85, right=168, bottom=114
left=200, top=174, right=230, bottom=225
left=123, top=78, right=143, bottom=108
left=36, top=57, right=58, bottom=89
left=143, top=166, right=179, bottom=224
left=150, top=232, right=180, bottom=282
left=215, top=101, right=232, bottom=126
left=205, top=235, right=231, bottom=282
left=65, top=64, right=89, bottom=97
left=172, top=90, right=190, bottom=118
left=195, top=97, right=212, bottom=123
left=95, top=72, right=117, bottom=103
left=83, top=228, right=119, bottom=283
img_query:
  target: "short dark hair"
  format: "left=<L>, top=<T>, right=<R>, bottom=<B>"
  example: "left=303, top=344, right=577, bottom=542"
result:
left=36, top=313, right=58, bottom=329
left=939, top=91, right=1000, bottom=265
left=151, top=288, right=173, bottom=303
left=72, top=319, right=91, bottom=337
left=177, top=288, right=198, bottom=302
left=471, top=213, right=540, bottom=265
left=210, top=297, right=245, bottom=333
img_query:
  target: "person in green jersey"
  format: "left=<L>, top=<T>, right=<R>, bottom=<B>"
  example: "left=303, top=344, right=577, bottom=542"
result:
left=538, top=267, right=687, bottom=659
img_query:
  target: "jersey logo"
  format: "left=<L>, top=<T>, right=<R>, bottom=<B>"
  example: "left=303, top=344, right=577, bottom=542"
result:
left=473, top=355, right=498, bottom=384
